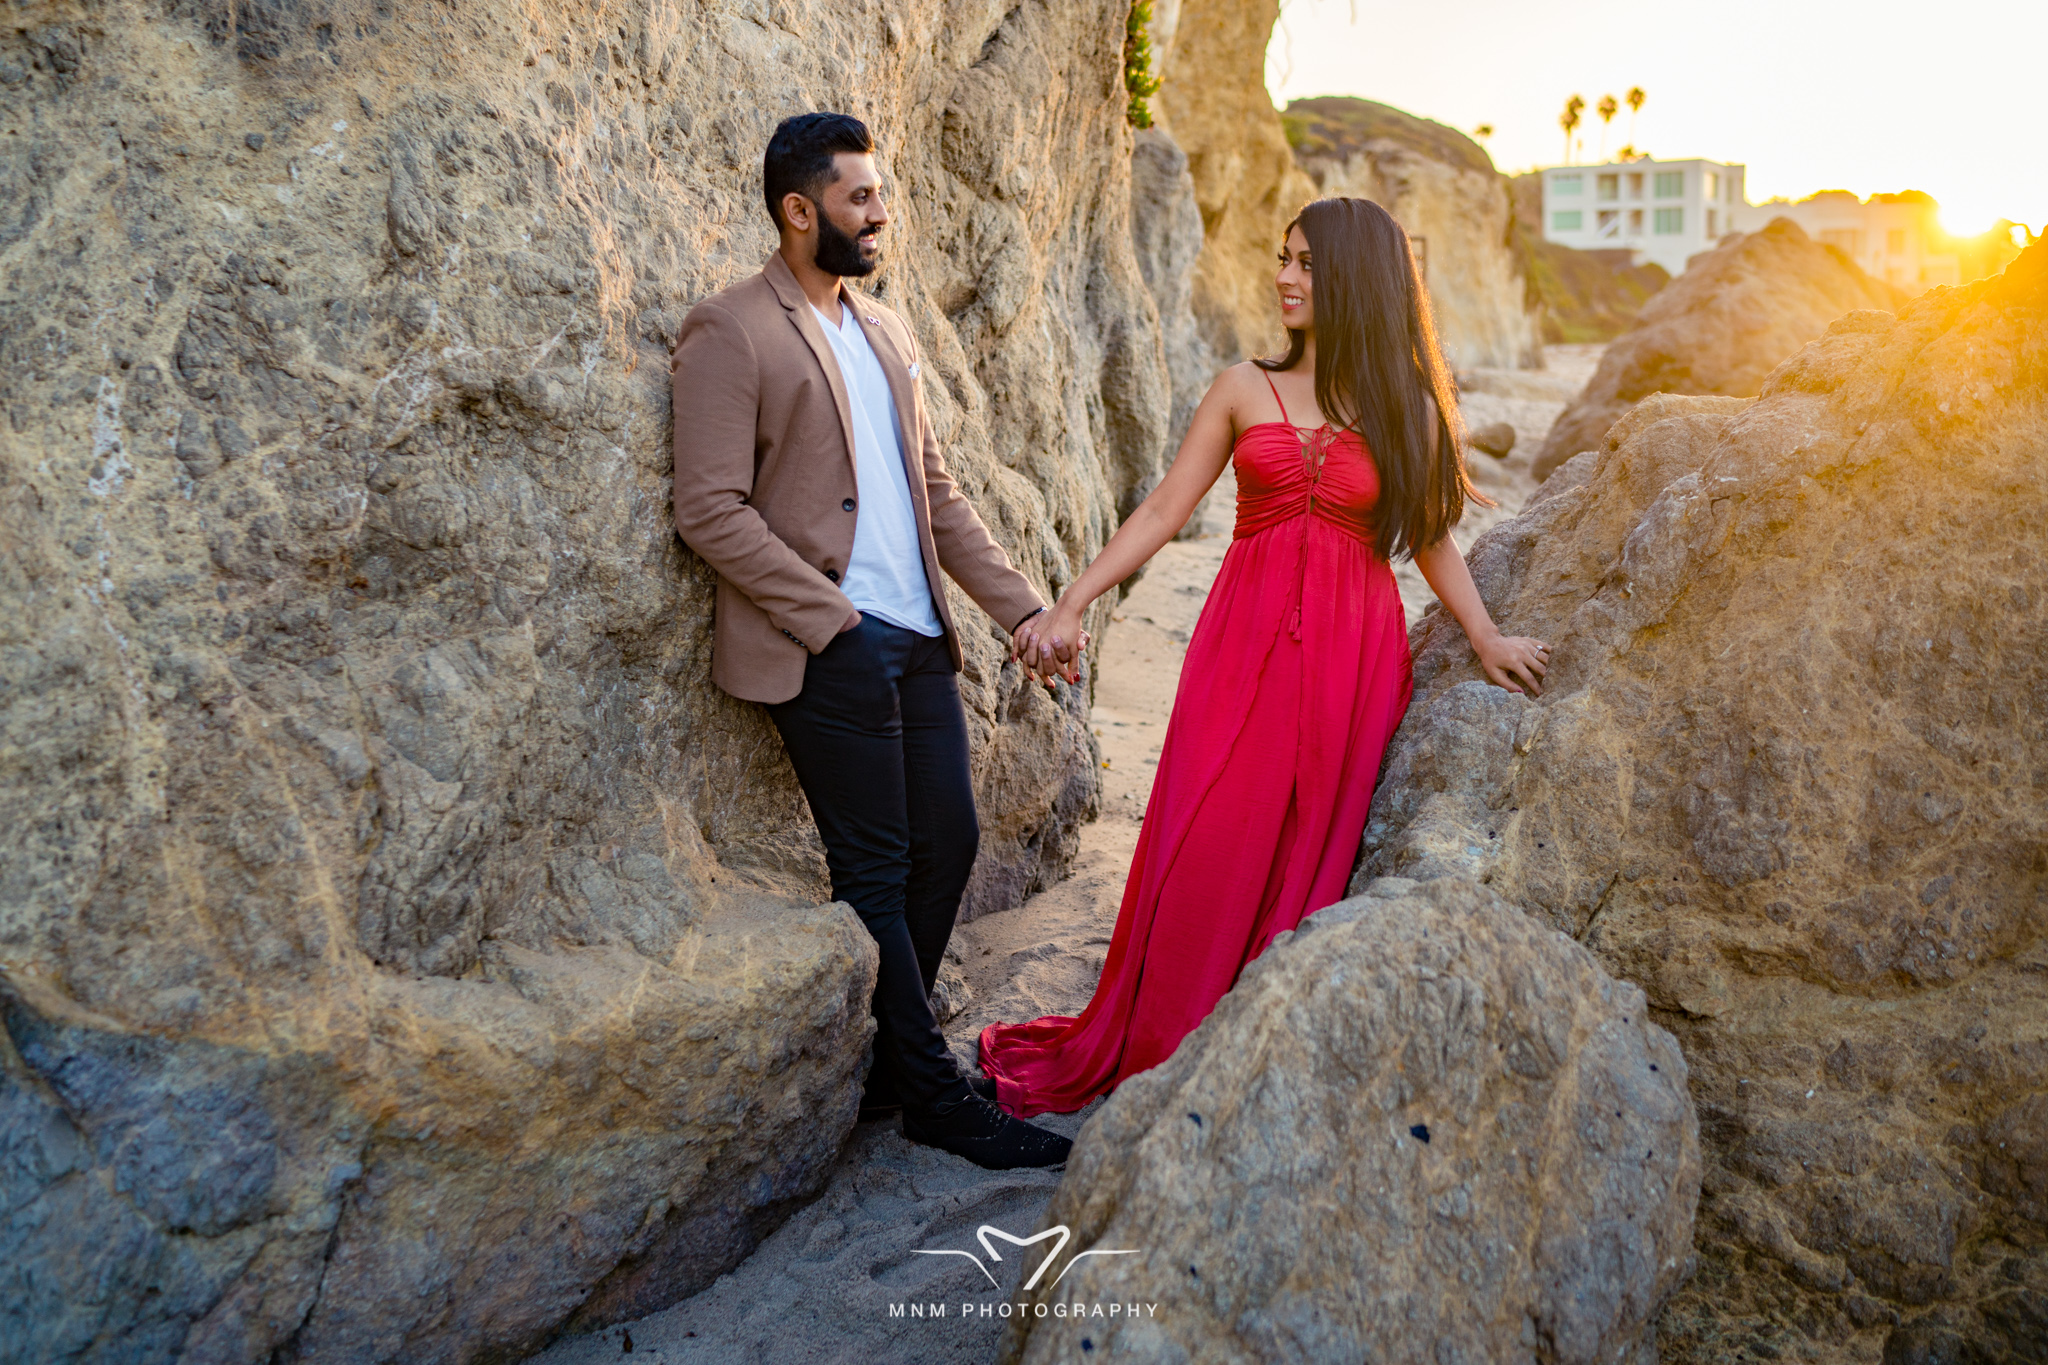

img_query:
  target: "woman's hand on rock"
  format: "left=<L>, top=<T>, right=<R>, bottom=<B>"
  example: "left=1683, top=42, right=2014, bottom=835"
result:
left=1475, top=633, right=1550, bottom=697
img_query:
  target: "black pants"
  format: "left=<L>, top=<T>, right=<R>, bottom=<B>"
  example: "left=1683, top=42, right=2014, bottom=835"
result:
left=767, top=615, right=978, bottom=1111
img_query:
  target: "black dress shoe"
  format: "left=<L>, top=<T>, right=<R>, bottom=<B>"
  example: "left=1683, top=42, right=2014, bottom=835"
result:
left=901, top=1093, right=1071, bottom=1170
left=859, top=1073, right=997, bottom=1123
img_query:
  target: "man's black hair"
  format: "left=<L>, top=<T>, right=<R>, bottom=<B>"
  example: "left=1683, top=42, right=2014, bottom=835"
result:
left=763, top=113, right=874, bottom=230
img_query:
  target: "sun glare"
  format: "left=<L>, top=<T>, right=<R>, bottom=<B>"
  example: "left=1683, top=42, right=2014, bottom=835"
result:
left=1937, top=200, right=2002, bottom=240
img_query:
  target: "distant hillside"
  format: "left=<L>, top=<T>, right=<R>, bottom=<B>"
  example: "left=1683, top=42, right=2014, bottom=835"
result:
left=1509, top=172, right=1671, bottom=343
left=1282, top=97, right=1495, bottom=177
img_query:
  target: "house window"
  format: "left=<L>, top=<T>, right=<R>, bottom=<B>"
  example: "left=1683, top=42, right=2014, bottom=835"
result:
left=1705, top=171, right=1720, bottom=199
left=1653, top=207, right=1683, bottom=234
left=1706, top=208, right=1718, bottom=237
left=1552, top=210, right=1584, bottom=231
left=1627, top=209, right=1644, bottom=235
left=1627, top=172, right=1644, bottom=199
left=1597, top=209, right=1620, bottom=238
left=1887, top=228, right=1907, bottom=254
left=1552, top=173, right=1583, bottom=194
left=1654, top=170, right=1683, bottom=198
left=1597, top=174, right=1620, bottom=201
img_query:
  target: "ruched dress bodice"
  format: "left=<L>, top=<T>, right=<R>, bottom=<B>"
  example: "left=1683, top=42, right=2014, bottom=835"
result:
left=980, top=402, right=1416, bottom=1118
left=1230, top=420, right=1380, bottom=545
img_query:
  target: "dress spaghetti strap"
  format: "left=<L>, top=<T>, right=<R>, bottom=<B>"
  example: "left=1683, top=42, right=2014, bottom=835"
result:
left=1261, top=369, right=1292, bottom=426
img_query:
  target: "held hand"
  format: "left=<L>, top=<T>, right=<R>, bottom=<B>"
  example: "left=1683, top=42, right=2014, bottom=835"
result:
left=1010, top=617, right=1054, bottom=685
left=1021, top=602, right=1089, bottom=687
left=1474, top=632, right=1550, bottom=697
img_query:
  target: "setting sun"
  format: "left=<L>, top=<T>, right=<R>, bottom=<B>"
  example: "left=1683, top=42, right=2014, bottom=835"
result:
left=1937, top=201, right=2006, bottom=241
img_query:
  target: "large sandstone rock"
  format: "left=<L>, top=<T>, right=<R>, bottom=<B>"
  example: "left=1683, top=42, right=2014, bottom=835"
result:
left=999, top=877, right=1701, bottom=1364
left=1127, top=126, right=1219, bottom=541
left=1359, top=242, right=2048, bottom=1359
left=1286, top=96, right=1542, bottom=371
left=1145, top=0, right=1315, bottom=365
left=0, top=0, right=1184, bottom=1358
left=1130, top=128, right=1217, bottom=461
left=1532, top=218, right=1905, bottom=481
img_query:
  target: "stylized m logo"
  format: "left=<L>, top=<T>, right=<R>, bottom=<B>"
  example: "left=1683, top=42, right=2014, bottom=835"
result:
left=911, top=1223, right=1139, bottom=1290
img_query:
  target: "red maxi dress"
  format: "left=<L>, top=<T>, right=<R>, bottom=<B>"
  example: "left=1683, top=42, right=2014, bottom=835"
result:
left=978, top=376, right=1416, bottom=1117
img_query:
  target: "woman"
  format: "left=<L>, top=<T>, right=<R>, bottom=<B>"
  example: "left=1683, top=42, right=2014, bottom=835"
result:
left=978, top=197, right=1550, bottom=1117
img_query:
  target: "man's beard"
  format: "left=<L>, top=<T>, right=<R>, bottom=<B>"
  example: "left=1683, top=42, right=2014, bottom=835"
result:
left=815, top=213, right=880, bottom=277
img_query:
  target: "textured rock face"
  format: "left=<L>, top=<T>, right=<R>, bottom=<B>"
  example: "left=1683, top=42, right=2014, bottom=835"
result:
left=1146, top=0, right=1315, bottom=365
left=999, top=878, right=1701, bottom=1364
left=1128, top=128, right=1217, bottom=463
left=1532, top=218, right=1905, bottom=481
left=1286, top=96, right=1542, bottom=371
left=1127, top=125, right=1218, bottom=546
left=0, top=0, right=1177, bottom=1359
left=1359, top=244, right=2048, bottom=1359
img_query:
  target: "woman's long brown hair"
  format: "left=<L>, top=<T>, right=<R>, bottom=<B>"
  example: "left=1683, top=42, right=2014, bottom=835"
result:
left=1253, top=197, right=1487, bottom=561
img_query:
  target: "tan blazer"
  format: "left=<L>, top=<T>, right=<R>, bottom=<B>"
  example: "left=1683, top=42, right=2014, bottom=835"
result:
left=672, top=253, right=1046, bottom=704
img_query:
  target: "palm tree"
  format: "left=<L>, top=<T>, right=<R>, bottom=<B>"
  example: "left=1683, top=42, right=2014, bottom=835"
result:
left=1596, top=94, right=1619, bottom=161
left=1473, top=123, right=1494, bottom=145
left=1626, top=86, right=1646, bottom=145
left=1559, top=95, right=1584, bottom=165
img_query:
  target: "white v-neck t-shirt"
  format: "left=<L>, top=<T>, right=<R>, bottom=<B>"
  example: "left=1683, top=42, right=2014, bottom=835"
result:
left=810, top=299, right=943, bottom=637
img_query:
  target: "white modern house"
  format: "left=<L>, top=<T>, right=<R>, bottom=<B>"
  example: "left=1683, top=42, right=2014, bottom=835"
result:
left=1540, top=157, right=1747, bottom=276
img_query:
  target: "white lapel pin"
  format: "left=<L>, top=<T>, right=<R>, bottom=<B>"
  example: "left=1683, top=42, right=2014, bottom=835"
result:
left=907, top=361, right=920, bottom=378
left=865, top=314, right=881, bottom=326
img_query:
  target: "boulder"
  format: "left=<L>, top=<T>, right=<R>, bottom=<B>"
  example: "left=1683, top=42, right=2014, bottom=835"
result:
left=1286, top=97, right=1544, bottom=371
left=999, top=877, right=1701, bottom=1364
left=0, top=0, right=1181, bottom=1358
left=1359, top=242, right=2048, bottom=1359
left=1532, top=218, right=1905, bottom=481
left=1469, top=420, right=1518, bottom=458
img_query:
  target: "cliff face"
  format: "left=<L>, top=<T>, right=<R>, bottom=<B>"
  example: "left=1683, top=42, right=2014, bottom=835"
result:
left=1286, top=97, right=1542, bottom=371
left=1533, top=218, right=1906, bottom=480
left=1145, top=0, right=1315, bottom=366
left=0, top=0, right=1180, bottom=1359
left=1357, top=243, right=2048, bottom=1359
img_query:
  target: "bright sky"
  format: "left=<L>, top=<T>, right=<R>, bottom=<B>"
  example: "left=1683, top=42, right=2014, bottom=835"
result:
left=1265, top=0, right=2048, bottom=237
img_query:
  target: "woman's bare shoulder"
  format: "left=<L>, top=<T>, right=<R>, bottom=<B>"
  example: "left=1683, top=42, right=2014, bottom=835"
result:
left=1206, top=360, right=1271, bottom=405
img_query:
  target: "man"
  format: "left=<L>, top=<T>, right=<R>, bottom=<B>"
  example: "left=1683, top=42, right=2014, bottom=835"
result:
left=670, top=112, right=1071, bottom=1170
